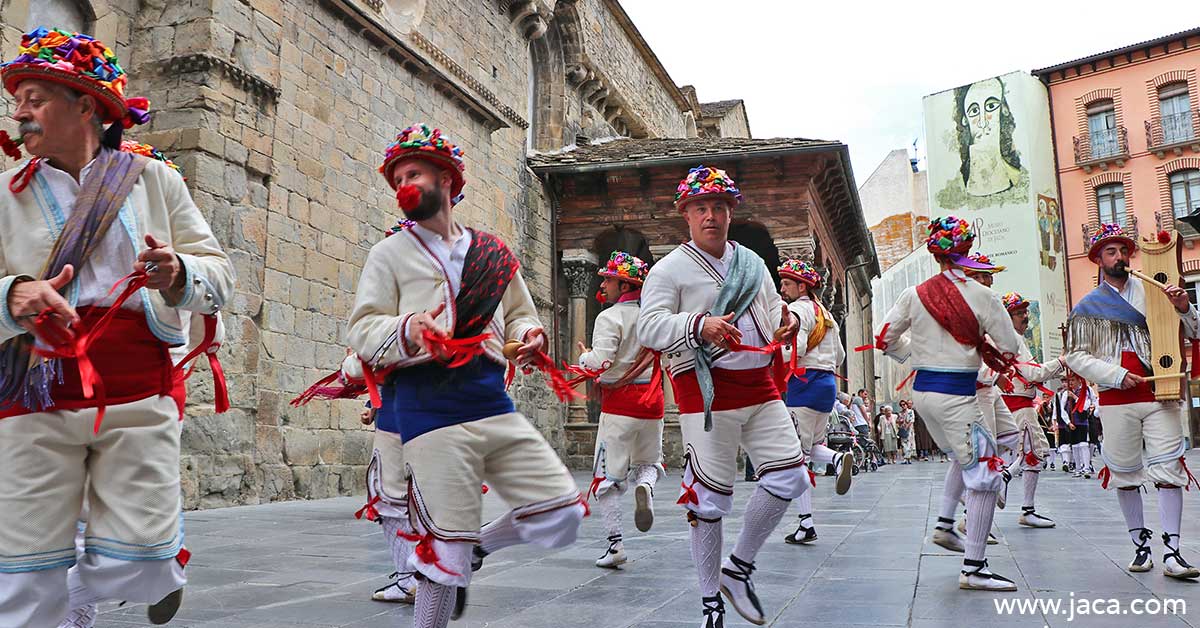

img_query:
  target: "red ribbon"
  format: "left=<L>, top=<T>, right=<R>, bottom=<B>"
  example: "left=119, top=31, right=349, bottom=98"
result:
left=565, top=364, right=607, bottom=390
left=422, top=329, right=491, bottom=368
left=1098, top=466, right=1112, bottom=489
left=1024, top=450, right=1040, bottom=467
left=175, top=547, right=192, bottom=568
left=481, top=484, right=489, bottom=494
left=360, top=358, right=383, bottom=409
left=1073, top=386, right=1088, bottom=414
left=587, top=475, right=603, bottom=501
left=677, top=479, right=700, bottom=506
left=854, top=323, right=889, bottom=352
left=807, top=467, right=816, bottom=487
left=1180, top=456, right=1200, bottom=492
left=724, top=338, right=782, bottom=354
left=894, top=369, right=916, bottom=392
left=9, top=157, right=40, bottom=194
left=0, top=130, right=21, bottom=160
left=979, top=456, right=1005, bottom=473
left=354, top=495, right=381, bottom=522
left=1191, top=340, right=1200, bottom=379
left=527, top=350, right=583, bottom=402
left=172, top=314, right=228, bottom=415
left=637, top=353, right=664, bottom=407
left=397, top=529, right=462, bottom=577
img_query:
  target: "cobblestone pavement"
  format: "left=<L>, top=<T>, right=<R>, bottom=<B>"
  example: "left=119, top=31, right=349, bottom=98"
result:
left=95, top=453, right=1200, bottom=628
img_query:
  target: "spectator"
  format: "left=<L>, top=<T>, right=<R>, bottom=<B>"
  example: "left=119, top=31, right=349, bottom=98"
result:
left=879, top=405, right=899, bottom=464
left=848, top=393, right=870, bottom=443
left=898, top=400, right=916, bottom=464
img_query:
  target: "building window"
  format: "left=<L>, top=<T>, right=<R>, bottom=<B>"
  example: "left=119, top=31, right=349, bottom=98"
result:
left=1087, top=100, right=1119, bottom=158
left=1171, top=169, right=1200, bottom=218
left=27, top=0, right=89, bottom=33
left=1159, top=83, right=1194, bottom=145
left=1096, top=183, right=1126, bottom=225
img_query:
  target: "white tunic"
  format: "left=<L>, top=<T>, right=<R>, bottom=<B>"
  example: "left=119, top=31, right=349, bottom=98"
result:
left=784, top=295, right=844, bottom=372
left=876, top=269, right=1022, bottom=373
left=637, top=241, right=784, bottom=376
left=579, top=300, right=651, bottom=385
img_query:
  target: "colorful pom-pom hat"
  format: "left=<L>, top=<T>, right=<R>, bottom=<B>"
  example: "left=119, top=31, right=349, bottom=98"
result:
left=2, top=27, right=149, bottom=128
left=1087, top=223, right=1137, bottom=261
left=1002, top=292, right=1031, bottom=313
left=380, top=124, right=465, bottom=201
left=778, top=259, right=822, bottom=287
left=926, top=216, right=975, bottom=256
left=119, top=140, right=182, bottom=176
left=674, top=164, right=743, bottom=208
left=597, top=251, right=649, bottom=285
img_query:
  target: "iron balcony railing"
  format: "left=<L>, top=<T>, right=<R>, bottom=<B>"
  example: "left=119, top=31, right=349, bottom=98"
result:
left=1075, top=126, right=1128, bottom=165
left=1146, top=111, right=1200, bottom=150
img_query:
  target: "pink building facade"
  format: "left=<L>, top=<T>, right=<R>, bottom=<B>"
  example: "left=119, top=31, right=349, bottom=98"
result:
left=1037, top=28, right=1200, bottom=305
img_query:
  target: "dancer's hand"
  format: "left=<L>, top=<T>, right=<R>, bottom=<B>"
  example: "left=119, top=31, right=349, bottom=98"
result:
left=515, top=328, right=546, bottom=366
left=7, top=264, right=79, bottom=331
left=137, top=234, right=185, bottom=293
left=774, top=305, right=798, bottom=343
left=361, top=407, right=376, bottom=425
left=407, top=303, right=447, bottom=349
left=1119, top=372, right=1145, bottom=389
left=701, top=313, right=740, bottom=348
left=577, top=340, right=591, bottom=355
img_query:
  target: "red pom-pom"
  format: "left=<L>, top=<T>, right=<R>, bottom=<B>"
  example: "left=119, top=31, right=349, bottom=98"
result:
left=0, top=130, right=22, bottom=160
left=1157, top=230, right=1171, bottom=244
left=396, top=185, right=421, bottom=211
left=595, top=290, right=606, bottom=304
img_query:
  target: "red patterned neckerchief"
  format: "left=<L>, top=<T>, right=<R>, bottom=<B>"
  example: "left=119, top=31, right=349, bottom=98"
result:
left=915, top=273, right=1015, bottom=375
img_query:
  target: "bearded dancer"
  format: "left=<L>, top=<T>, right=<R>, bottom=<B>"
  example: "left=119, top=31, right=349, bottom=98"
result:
left=1063, top=224, right=1199, bottom=579
left=996, top=292, right=1064, bottom=529
left=347, top=124, right=586, bottom=627
left=867, top=217, right=1023, bottom=591
left=777, top=259, right=850, bottom=546
left=578, top=251, right=665, bottom=569
left=0, top=28, right=233, bottom=626
left=638, top=165, right=804, bottom=627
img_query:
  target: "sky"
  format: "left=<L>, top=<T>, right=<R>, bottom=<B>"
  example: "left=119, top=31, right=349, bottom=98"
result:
left=620, top=0, right=1195, bottom=184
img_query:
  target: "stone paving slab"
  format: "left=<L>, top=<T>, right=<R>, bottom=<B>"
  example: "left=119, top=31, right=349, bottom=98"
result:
left=95, top=452, right=1200, bottom=627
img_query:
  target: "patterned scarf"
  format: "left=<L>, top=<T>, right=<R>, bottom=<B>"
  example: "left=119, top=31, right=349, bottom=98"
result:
left=1066, top=282, right=1151, bottom=367
left=0, top=148, right=148, bottom=411
left=696, top=244, right=764, bottom=431
left=455, top=230, right=518, bottom=337
left=915, top=273, right=1014, bottom=375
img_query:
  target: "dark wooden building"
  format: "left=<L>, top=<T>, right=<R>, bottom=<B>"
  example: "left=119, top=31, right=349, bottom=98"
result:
left=530, top=137, right=879, bottom=468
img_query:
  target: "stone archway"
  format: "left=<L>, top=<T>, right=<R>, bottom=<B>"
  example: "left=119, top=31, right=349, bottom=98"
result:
left=528, top=17, right=567, bottom=151
left=729, top=221, right=781, bottom=289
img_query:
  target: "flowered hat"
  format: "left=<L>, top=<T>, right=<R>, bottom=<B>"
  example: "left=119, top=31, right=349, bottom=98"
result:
left=1002, top=292, right=1031, bottom=313
left=674, top=165, right=743, bottom=208
left=956, top=251, right=1005, bottom=274
left=380, top=124, right=465, bottom=201
left=926, top=216, right=975, bottom=256
left=2, top=28, right=149, bottom=127
left=597, top=251, right=649, bottom=285
left=1087, top=222, right=1137, bottom=261
left=119, top=140, right=182, bottom=177
left=778, top=259, right=821, bottom=287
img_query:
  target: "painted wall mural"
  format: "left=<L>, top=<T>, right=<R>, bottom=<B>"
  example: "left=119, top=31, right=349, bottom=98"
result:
left=924, top=71, right=1069, bottom=363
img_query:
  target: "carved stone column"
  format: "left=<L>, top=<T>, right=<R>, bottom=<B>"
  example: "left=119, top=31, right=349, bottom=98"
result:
left=561, top=249, right=597, bottom=423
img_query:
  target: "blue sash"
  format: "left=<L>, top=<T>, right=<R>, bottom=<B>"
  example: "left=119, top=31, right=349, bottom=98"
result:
left=912, top=370, right=977, bottom=397
left=376, top=357, right=514, bottom=442
left=785, top=370, right=836, bottom=413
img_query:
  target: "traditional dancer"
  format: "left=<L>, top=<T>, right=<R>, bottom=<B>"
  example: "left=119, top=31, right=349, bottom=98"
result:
left=998, top=292, right=1064, bottom=528
left=777, top=259, right=851, bottom=546
left=1063, top=223, right=1199, bottom=579
left=347, top=124, right=586, bottom=627
left=0, top=28, right=233, bottom=626
left=1076, top=379, right=1099, bottom=477
left=578, top=251, right=665, bottom=569
left=638, top=165, right=805, bottom=626
left=293, top=219, right=423, bottom=606
left=867, top=217, right=1023, bottom=591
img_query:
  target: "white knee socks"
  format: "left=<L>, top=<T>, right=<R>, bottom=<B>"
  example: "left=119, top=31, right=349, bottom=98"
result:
left=940, top=462, right=966, bottom=521
left=1117, top=488, right=1145, bottom=542
left=598, top=489, right=623, bottom=538
left=1158, top=486, right=1182, bottom=538
left=964, top=489, right=998, bottom=562
left=690, top=517, right=723, bottom=597
left=731, top=486, right=790, bottom=563
left=413, top=580, right=456, bottom=628
left=1022, top=470, right=1039, bottom=509
left=380, top=515, right=416, bottom=575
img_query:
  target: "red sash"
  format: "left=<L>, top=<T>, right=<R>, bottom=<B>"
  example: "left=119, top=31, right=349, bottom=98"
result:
left=0, top=307, right=172, bottom=419
left=1098, top=351, right=1156, bottom=406
left=671, top=366, right=779, bottom=414
left=600, top=383, right=664, bottom=419
left=916, top=274, right=1013, bottom=374
left=1001, top=396, right=1035, bottom=412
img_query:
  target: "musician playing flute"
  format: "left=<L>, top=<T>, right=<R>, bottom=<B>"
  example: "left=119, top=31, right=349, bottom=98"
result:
left=1063, top=223, right=1199, bottom=580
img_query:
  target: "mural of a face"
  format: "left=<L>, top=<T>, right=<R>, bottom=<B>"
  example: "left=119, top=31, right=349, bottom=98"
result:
left=953, top=77, right=1023, bottom=198
left=964, top=79, right=1003, bottom=148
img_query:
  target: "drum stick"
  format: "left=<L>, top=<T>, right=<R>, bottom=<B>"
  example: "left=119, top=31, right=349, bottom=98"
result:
left=1129, top=268, right=1171, bottom=292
